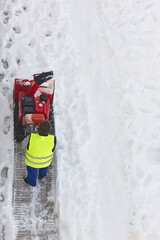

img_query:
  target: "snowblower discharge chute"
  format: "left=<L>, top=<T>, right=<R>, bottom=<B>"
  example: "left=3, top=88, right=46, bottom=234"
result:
left=14, top=71, right=55, bottom=142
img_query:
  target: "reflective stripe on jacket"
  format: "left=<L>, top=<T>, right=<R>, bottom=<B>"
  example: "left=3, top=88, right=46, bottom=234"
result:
left=25, top=133, right=55, bottom=168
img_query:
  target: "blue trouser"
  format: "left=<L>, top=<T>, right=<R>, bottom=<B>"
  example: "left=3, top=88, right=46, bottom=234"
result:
left=26, top=166, right=48, bottom=186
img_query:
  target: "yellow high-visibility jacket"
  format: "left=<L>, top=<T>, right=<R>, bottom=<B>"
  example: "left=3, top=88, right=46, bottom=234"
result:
left=25, top=133, right=55, bottom=168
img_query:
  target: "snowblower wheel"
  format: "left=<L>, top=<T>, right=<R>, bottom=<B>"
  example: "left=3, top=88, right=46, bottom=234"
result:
left=49, top=105, right=55, bottom=135
left=14, top=103, right=25, bottom=142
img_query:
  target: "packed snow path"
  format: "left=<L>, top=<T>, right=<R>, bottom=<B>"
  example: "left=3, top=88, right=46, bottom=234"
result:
left=13, top=139, right=58, bottom=240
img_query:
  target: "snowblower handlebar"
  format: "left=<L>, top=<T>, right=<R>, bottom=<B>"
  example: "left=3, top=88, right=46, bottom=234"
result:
left=14, top=71, right=54, bottom=104
left=34, top=71, right=54, bottom=85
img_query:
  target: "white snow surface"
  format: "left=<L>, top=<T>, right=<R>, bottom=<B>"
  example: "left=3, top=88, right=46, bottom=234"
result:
left=0, top=0, right=160, bottom=239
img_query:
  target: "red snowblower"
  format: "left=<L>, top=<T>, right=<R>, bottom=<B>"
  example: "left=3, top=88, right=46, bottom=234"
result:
left=13, top=71, right=55, bottom=142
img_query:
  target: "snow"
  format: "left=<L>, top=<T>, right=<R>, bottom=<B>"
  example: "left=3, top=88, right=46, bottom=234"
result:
left=1, top=0, right=160, bottom=239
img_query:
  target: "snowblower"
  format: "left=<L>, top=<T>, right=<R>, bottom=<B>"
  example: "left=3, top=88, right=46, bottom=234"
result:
left=13, top=71, right=55, bottom=142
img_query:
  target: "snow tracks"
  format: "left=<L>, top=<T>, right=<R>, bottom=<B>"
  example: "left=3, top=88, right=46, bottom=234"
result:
left=13, top=140, right=58, bottom=240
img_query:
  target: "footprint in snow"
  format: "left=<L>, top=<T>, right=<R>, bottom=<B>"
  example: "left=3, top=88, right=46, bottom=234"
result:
left=0, top=74, right=4, bottom=82
left=1, top=59, right=9, bottom=69
left=1, top=167, right=8, bottom=178
left=3, top=11, right=9, bottom=24
left=3, top=11, right=9, bottom=16
left=22, top=6, right=27, bottom=11
left=3, top=17, right=9, bottom=24
left=0, top=225, right=5, bottom=239
left=0, top=192, right=4, bottom=202
left=0, top=167, right=8, bottom=187
left=45, top=32, right=52, bottom=37
left=5, top=39, right=12, bottom=49
left=15, top=9, right=22, bottom=16
left=13, top=26, right=21, bottom=34
left=3, top=116, right=11, bottom=135
left=1, top=86, right=9, bottom=97
left=16, top=58, right=21, bottom=65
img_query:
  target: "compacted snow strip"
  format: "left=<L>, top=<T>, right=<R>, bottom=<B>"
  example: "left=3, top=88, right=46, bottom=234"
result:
left=13, top=140, right=57, bottom=240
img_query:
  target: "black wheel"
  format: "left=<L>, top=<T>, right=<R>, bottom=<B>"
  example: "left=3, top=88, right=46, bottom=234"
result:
left=49, top=104, right=55, bottom=135
left=14, top=103, right=25, bottom=142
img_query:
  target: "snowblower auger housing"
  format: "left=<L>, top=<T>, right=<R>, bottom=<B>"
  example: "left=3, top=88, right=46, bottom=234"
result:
left=14, top=71, right=55, bottom=142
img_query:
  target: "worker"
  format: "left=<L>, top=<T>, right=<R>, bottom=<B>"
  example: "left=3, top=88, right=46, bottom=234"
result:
left=24, top=120, right=56, bottom=187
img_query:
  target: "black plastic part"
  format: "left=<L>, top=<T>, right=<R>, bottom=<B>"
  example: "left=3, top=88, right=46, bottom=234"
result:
left=34, top=71, right=54, bottom=85
left=22, top=96, right=35, bottom=115
left=23, top=106, right=34, bottom=115
left=22, top=97, right=34, bottom=107
left=14, top=103, right=25, bottom=142
left=49, top=105, right=55, bottom=135
left=40, top=94, right=48, bottom=103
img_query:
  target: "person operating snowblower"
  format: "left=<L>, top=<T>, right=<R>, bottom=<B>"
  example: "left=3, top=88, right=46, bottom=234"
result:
left=24, top=120, right=56, bottom=187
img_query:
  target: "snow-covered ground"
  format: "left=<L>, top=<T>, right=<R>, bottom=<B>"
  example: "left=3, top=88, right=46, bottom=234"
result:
left=1, top=0, right=160, bottom=239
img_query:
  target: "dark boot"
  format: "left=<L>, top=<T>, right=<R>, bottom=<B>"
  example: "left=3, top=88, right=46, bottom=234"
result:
left=24, top=176, right=36, bottom=187
left=24, top=176, right=28, bottom=184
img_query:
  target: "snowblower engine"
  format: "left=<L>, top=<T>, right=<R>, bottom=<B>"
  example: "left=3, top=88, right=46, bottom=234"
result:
left=14, top=71, right=55, bottom=142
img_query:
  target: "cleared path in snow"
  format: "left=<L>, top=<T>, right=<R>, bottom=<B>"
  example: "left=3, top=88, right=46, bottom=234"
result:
left=13, top=140, right=57, bottom=239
